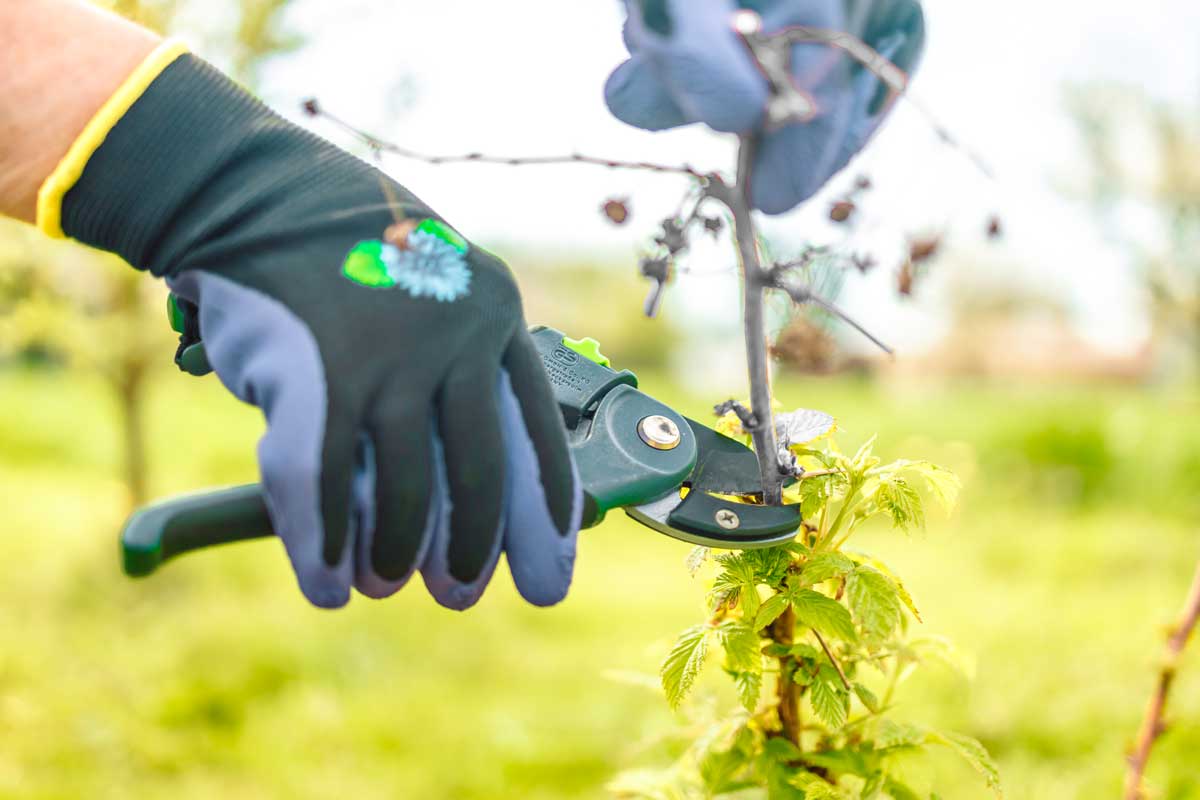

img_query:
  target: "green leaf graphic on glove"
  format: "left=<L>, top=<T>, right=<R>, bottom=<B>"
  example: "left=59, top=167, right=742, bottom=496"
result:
left=341, top=218, right=472, bottom=302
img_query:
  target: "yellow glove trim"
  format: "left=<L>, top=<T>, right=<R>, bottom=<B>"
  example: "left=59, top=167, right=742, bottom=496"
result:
left=36, top=39, right=189, bottom=239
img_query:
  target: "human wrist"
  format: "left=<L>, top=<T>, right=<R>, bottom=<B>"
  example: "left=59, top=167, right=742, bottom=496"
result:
left=0, top=0, right=159, bottom=222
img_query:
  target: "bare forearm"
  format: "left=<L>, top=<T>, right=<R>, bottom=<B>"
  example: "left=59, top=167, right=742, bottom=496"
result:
left=0, top=0, right=159, bottom=222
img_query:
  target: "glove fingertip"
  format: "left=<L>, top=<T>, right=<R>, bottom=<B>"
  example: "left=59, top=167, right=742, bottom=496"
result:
left=605, top=58, right=689, bottom=132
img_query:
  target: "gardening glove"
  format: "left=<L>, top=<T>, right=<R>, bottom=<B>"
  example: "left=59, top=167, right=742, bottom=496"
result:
left=35, top=42, right=582, bottom=610
left=605, top=0, right=926, bottom=215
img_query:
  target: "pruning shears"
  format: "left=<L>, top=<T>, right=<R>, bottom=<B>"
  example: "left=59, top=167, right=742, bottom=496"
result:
left=120, top=305, right=801, bottom=578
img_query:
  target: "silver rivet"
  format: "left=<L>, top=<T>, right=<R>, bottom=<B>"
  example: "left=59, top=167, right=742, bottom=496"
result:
left=638, top=415, right=681, bottom=451
left=715, top=509, right=741, bottom=530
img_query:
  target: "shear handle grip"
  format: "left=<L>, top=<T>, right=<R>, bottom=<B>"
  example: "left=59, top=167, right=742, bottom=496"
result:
left=122, top=484, right=273, bottom=577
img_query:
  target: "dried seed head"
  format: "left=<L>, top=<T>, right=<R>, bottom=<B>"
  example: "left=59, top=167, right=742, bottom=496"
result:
left=898, top=261, right=915, bottom=296
left=986, top=215, right=1004, bottom=240
left=908, top=235, right=942, bottom=263
left=602, top=198, right=631, bottom=226
left=829, top=200, right=856, bottom=224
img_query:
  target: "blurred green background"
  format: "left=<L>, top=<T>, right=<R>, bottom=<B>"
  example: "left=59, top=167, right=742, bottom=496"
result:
left=2, top=368, right=1199, bottom=799
left=3, top=1, right=1200, bottom=798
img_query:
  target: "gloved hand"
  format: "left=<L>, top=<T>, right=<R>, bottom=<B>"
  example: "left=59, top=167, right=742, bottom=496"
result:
left=37, top=43, right=582, bottom=610
left=605, top=0, right=926, bottom=215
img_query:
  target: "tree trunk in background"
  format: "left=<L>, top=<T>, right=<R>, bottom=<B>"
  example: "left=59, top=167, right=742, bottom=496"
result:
left=115, top=359, right=148, bottom=506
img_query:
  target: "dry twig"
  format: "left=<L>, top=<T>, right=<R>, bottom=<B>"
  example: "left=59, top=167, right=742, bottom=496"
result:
left=1124, top=559, right=1200, bottom=800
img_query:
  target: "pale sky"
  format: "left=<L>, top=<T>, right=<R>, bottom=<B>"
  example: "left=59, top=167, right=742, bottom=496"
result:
left=236, top=0, right=1200, bottom=359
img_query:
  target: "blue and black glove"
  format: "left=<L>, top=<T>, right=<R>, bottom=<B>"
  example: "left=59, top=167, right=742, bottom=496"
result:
left=605, top=0, right=926, bottom=214
left=37, top=43, right=582, bottom=610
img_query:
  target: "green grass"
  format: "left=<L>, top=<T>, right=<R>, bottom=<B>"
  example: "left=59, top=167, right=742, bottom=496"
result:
left=0, top=367, right=1198, bottom=799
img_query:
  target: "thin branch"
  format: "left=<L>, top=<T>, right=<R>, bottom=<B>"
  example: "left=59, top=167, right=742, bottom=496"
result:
left=746, top=24, right=995, bottom=180
left=303, top=100, right=712, bottom=180
left=813, top=630, right=852, bottom=691
left=722, top=135, right=785, bottom=506
left=1125, top=559, right=1200, bottom=800
left=775, top=280, right=894, bottom=356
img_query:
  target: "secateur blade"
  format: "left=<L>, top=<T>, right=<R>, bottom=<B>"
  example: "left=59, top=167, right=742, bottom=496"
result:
left=627, top=419, right=801, bottom=550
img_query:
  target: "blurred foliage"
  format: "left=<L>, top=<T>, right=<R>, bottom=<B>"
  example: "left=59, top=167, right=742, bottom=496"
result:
left=0, top=0, right=302, bottom=503
left=512, top=256, right=682, bottom=372
left=1070, top=85, right=1200, bottom=371
left=2, top=370, right=1199, bottom=798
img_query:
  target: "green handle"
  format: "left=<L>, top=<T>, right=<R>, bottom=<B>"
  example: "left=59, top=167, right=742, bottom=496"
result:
left=122, top=484, right=273, bottom=576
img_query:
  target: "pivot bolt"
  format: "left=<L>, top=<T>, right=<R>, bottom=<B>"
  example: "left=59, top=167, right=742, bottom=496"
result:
left=638, top=415, right=681, bottom=451
left=715, top=509, right=741, bottom=530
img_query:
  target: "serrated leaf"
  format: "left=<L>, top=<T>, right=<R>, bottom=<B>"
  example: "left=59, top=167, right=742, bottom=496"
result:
left=789, top=771, right=843, bottom=799
left=850, top=435, right=880, bottom=473
left=718, top=620, right=762, bottom=673
left=755, top=593, right=792, bottom=629
left=685, top=546, right=710, bottom=576
left=893, top=460, right=962, bottom=512
left=660, top=625, right=710, bottom=710
left=809, top=666, right=849, bottom=728
left=876, top=720, right=927, bottom=750
left=873, top=475, right=924, bottom=532
left=847, top=568, right=903, bottom=641
left=801, top=553, right=855, bottom=586
left=713, top=553, right=761, bottom=620
left=928, top=730, right=1003, bottom=798
left=846, top=554, right=922, bottom=623
left=730, top=670, right=762, bottom=713
left=789, top=643, right=821, bottom=661
left=852, top=682, right=880, bottom=713
left=791, top=589, right=857, bottom=643
left=775, top=408, right=836, bottom=448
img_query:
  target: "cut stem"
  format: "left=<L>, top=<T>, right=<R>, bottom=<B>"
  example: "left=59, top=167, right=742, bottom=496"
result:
left=728, top=135, right=784, bottom=506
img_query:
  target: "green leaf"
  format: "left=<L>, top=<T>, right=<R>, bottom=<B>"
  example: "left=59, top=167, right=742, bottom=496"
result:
left=789, top=643, right=821, bottom=661
left=899, top=460, right=962, bottom=512
left=789, top=771, right=843, bottom=799
left=876, top=720, right=927, bottom=751
left=685, top=546, right=710, bottom=576
left=852, top=682, right=880, bottom=713
left=928, top=730, right=1003, bottom=798
left=730, top=669, right=762, bottom=713
left=713, top=553, right=761, bottom=620
left=791, top=589, right=857, bottom=643
left=847, top=568, right=903, bottom=641
left=718, top=620, right=762, bottom=673
left=873, top=475, right=924, bottom=532
left=755, top=593, right=792, bottom=630
left=809, top=665, right=849, bottom=728
left=884, top=778, right=922, bottom=800
left=801, top=553, right=855, bottom=586
left=660, top=625, right=710, bottom=710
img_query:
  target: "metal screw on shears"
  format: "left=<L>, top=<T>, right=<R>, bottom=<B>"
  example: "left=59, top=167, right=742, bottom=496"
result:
left=715, top=509, right=741, bottom=530
left=638, top=415, right=682, bottom=451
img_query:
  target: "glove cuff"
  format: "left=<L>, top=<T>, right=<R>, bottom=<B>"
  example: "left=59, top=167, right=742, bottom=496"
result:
left=36, top=39, right=189, bottom=241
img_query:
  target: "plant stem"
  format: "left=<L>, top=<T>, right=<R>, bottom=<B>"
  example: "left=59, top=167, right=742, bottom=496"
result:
left=727, top=134, right=783, bottom=506
left=814, top=631, right=851, bottom=691
left=1124, top=558, right=1200, bottom=800
left=770, top=603, right=802, bottom=748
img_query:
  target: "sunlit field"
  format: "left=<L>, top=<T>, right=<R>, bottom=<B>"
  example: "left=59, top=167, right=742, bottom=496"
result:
left=1, top=367, right=1198, bottom=799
